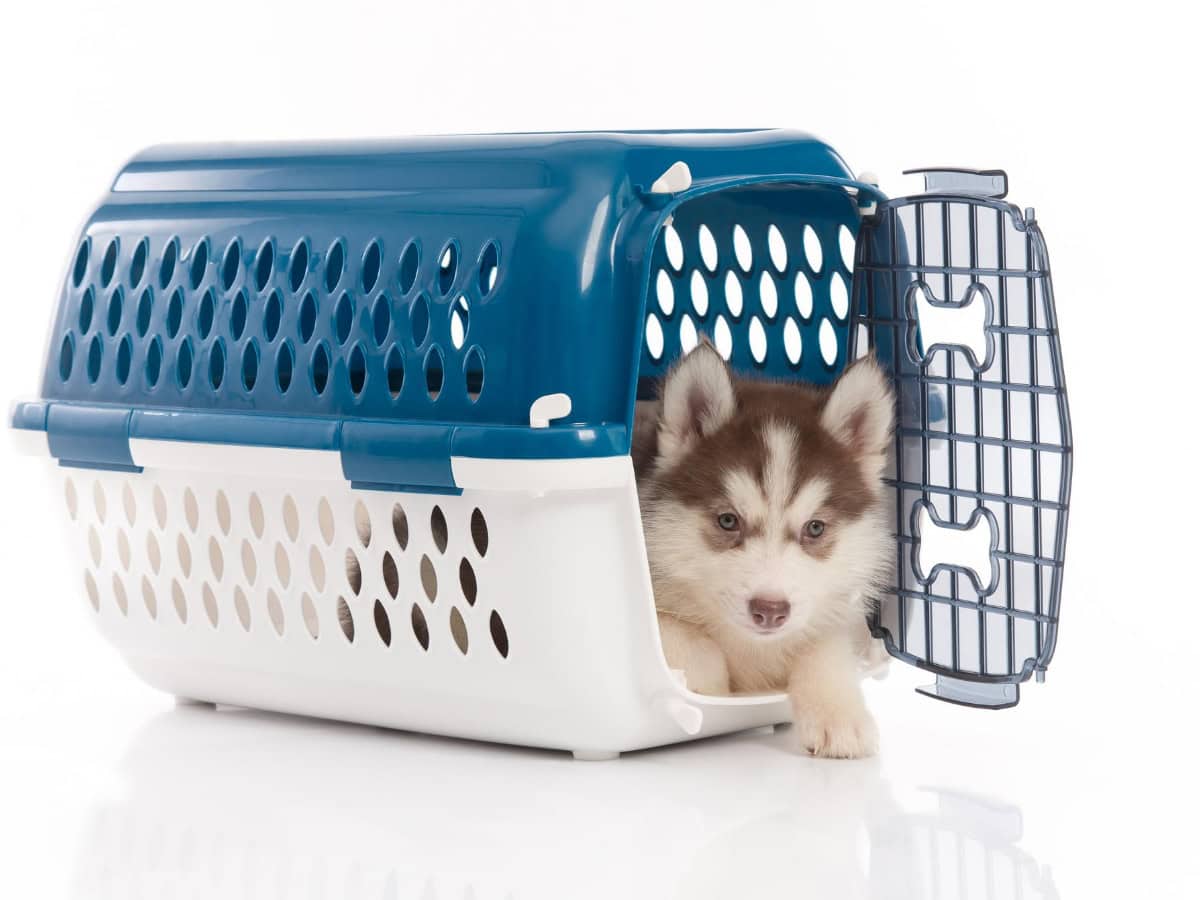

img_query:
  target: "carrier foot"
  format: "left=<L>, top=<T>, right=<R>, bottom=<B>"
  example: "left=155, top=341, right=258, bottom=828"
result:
left=572, top=750, right=620, bottom=762
left=174, top=696, right=216, bottom=709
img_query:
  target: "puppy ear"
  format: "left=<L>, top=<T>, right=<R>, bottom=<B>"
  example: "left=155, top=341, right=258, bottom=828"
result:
left=657, top=340, right=736, bottom=466
left=821, top=357, right=895, bottom=477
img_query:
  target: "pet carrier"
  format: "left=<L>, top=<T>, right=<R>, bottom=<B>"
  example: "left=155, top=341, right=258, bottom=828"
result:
left=10, top=131, right=1072, bottom=757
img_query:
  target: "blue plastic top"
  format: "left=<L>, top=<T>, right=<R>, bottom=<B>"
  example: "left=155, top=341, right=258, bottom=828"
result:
left=14, top=129, right=881, bottom=488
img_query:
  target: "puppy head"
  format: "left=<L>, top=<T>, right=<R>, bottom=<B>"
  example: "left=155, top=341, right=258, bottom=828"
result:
left=642, top=343, right=895, bottom=642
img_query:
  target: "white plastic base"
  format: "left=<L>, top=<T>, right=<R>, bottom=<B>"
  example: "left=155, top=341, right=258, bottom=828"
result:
left=51, top=455, right=790, bottom=755
left=572, top=750, right=620, bottom=761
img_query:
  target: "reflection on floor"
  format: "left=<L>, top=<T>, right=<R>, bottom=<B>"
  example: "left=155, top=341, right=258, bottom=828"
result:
left=71, top=705, right=1057, bottom=899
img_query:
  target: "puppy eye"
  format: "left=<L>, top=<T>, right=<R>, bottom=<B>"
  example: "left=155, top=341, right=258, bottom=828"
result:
left=717, top=512, right=740, bottom=531
left=804, top=519, right=826, bottom=539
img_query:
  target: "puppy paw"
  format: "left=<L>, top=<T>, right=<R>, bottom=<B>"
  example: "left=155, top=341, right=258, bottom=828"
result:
left=795, top=706, right=879, bottom=759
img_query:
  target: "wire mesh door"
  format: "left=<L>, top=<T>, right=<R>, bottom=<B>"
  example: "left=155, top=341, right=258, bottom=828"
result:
left=850, top=176, right=1072, bottom=708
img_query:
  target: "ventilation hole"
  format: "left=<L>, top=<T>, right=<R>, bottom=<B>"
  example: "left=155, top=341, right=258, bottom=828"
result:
left=222, top=238, right=242, bottom=291
left=311, top=343, right=330, bottom=394
left=645, top=313, right=664, bottom=361
left=302, top=594, right=319, bottom=639
left=392, top=503, right=409, bottom=549
left=241, top=540, right=257, bottom=584
left=176, top=338, right=194, bottom=388
left=759, top=272, right=779, bottom=319
left=450, top=296, right=469, bottom=349
left=398, top=241, right=419, bottom=295
left=172, top=580, right=187, bottom=623
left=129, top=238, right=148, bottom=288
left=385, top=345, right=405, bottom=398
left=714, top=315, right=733, bottom=360
left=118, top=484, right=135, bottom=527
left=429, top=506, right=448, bottom=553
left=478, top=241, right=499, bottom=296
left=209, top=340, right=226, bottom=390
left=189, top=238, right=209, bottom=289
left=749, top=316, right=768, bottom=365
left=177, top=535, right=193, bottom=577
left=59, top=334, right=75, bottom=381
left=88, top=526, right=102, bottom=566
left=724, top=272, right=743, bottom=318
left=830, top=273, right=850, bottom=321
left=230, top=290, right=248, bottom=340
left=195, top=289, right=214, bottom=339
left=345, top=549, right=363, bottom=594
left=274, top=543, right=291, bottom=588
left=411, top=604, right=430, bottom=650
left=338, top=597, right=355, bottom=642
left=678, top=314, right=698, bottom=354
left=264, top=291, right=283, bottom=342
left=450, top=607, right=469, bottom=654
left=767, top=224, right=788, bottom=272
left=112, top=575, right=129, bottom=615
left=136, top=288, right=153, bottom=337
left=424, top=346, right=444, bottom=400
left=437, top=242, right=458, bottom=295
left=324, top=240, right=345, bottom=292
left=243, top=494, right=263, bottom=539
left=470, top=508, right=488, bottom=556
left=289, top=239, right=310, bottom=292
left=65, top=478, right=79, bottom=520
left=663, top=224, right=684, bottom=271
left=100, top=239, right=119, bottom=287
left=254, top=240, right=275, bottom=292
left=166, top=288, right=184, bottom=338
left=276, top=343, right=294, bottom=393
left=382, top=552, right=399, bottom=598
left=803, top=225, right=823, bottom=274
left=147, top=532, right=162, bottom=574
left=79, top=287, right=95, bottom=333
left=318, top=498, right=335, bottom=545
left=795, top=272, right=814, bottom=319
left=819, top=317, right=838, bottom=366
left=839, top=224, right=856, bottom=272
left=91, top=481, right=106, bottom=521
left=145, top=337, right=163, bottom=387
left=203, top=584, right=219, bottom=627
left=216, top=491, right=232, bottom=535
left=267, top=591, right=285, bottom=636
left=410, top=293, right=430, bottom=346
left=235, top=588, right=251, bottom=630
left=280, top=496, right=299, bottom=542
left=159, top=238, right=178, bottom=290
left=209, top=538, right=224, bottom=579
left=685, top=271, right=708, bottom=320
left=783, top=317, right=803, bottom=365
left=490, top=610, right=509, bottom=658
left=420, top=555, right=437, bottom=601
left=309, top=546, right=326, bottom=591
left=362, top=240, right=382, bottom=293
left=362, top=294, right=389, bottom=348
left=335, top=292, right=354, bottom=345
left=117, top=530, right=131, bottom=570
left=464, top=346, right=484, bottom=402
left=86, top=335, right=103, bottom=383
left=354, top=500, right=372, bottom=546
left=656, top=270, right=674, bottom=316
left=141, top=577, right=157, bottom=618
left=106, top=288, right=123, bottom=336
left=459, top=558, right=477, bottom=605
left=242, top=342, right=259, bottom=391
left=348, top=344, right=367, bottom=396
left=374, top=600, right=392, bottom=646
left=299, top=292, right=317, bottom=343
left=183, top=488, right=199, bottom=531
left=698, top=224, right=718, bottom=272
left=72, top=239, right=90, bottom=288
left=84, top=571, right=99, bottom=611
left=732, top=224, right=753, bottom=272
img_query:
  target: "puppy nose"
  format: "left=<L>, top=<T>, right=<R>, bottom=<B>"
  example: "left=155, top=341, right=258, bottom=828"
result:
left=749, top=596, right=791, bottom=630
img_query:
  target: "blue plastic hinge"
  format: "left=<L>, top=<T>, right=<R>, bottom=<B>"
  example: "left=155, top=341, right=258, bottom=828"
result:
left=340, top=421, right=461, bottom=495
left=44, top=403, right=141, bottom=472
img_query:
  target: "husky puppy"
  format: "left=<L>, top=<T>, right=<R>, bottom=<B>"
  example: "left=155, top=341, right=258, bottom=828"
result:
left=633, top=341, right=895, bottom=759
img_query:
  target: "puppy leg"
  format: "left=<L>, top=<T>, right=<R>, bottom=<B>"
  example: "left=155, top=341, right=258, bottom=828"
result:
left=656, top=613, right=731, bottom=695
left=788, top=628, right=879, bottom=759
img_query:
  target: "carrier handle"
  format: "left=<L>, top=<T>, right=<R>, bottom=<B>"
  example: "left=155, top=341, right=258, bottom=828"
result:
left=902, top=167, right=1009, bottom=199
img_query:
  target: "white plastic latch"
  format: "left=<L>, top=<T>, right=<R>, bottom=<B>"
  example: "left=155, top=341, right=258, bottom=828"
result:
left=857, top=170, right=880, bottom=216
left=649, top=161, right=692, bottom=195
left=529, top=393, right=572, bottom=429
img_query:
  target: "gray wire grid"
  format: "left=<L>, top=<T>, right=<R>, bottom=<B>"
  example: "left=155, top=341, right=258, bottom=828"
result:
left=852, top=193, right=1073, bottom=703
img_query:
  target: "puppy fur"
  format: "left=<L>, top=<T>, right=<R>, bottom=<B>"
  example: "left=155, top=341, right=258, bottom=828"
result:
left=634, top=341, right=895, bottom=758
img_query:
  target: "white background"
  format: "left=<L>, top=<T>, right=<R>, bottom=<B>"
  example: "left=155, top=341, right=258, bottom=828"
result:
left=1, top=2, right=1196, bottom=897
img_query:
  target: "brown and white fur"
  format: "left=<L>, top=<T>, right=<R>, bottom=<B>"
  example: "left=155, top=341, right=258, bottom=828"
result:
left=633, top=341, right=895, bottom=758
